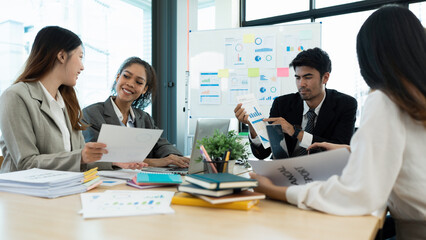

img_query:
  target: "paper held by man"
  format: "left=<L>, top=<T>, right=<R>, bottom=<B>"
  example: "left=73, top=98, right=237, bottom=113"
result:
left=97, top=124, right=163, bottom=162
left=249, top=148, right=350, bottom=186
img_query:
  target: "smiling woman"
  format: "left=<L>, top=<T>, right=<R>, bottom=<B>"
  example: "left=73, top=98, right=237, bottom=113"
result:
left=0, top=26, right=118, bottom=173
left=82, top=57, right=190, bottom=168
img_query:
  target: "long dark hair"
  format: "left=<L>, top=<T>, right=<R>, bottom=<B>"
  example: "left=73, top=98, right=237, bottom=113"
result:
left=111, top=57, right=157, bottom=109
left=15, top=26, right=86, bottom=130
left=356, top=5, right=426, bottom=127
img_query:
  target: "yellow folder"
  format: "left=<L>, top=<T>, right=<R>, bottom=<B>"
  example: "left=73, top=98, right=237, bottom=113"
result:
left=171, top=192, right=259, bottom=211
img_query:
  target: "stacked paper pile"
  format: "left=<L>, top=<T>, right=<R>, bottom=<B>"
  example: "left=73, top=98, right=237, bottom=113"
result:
left=0, top=168, right=102, bottom=198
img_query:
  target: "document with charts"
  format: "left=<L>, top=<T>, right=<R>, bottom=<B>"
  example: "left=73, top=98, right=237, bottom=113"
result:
left=97, top=124, right=163, bottom=162
left=236, top=94, right=270, bottom=148
left=249, top=148, right=350, bottom=186
left=80, top=190, right=175, bottom=219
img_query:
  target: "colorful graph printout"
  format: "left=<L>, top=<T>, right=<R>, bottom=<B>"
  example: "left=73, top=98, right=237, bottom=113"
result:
left=80, top=190, right=175, bottom=219
left=236, top=94, right=270, bottom=148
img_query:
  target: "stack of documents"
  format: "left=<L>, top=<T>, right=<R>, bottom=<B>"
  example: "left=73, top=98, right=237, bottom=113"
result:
left=0, top=168, right=101, bottom=198
left=80, top=190, right=175, bottom=219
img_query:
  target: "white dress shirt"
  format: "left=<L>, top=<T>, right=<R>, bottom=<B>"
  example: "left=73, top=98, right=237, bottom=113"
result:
left=286, top=90, right=426, bottom=222
left=110, top=97, right=135, bottom=128
left=39, top=82, right=71, bottom=152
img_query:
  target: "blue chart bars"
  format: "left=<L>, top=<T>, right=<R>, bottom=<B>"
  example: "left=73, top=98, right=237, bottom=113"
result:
left=249, top=107, right=262, bottom=118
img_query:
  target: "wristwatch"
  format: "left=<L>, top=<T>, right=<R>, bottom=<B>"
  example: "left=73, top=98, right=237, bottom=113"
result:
left=292, top=125, right=302, bottom=139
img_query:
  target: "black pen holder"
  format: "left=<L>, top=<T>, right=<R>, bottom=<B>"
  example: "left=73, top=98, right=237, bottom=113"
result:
left=203, top=160, right=229, bottom=174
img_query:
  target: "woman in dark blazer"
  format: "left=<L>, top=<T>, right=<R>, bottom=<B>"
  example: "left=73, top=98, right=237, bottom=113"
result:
left=83, top=57, right=189, bottom=168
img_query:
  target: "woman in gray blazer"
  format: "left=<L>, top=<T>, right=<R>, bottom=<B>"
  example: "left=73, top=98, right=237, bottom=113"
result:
left=0, top=26, right=145, bottom=173
left=83, top=57, right=189, bottom=168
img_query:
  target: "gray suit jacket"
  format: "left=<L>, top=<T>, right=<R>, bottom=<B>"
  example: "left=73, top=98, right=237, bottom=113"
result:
left=0, top=82, right=113, bottom=173
left=82, top=98, right=182, bottom=159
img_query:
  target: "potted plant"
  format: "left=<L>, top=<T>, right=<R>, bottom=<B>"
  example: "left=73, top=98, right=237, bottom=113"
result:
left=196, top=130, right=251, bottom=169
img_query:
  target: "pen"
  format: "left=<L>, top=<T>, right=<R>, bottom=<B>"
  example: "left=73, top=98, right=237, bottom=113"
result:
left=200, top=145, right=218, bottom=173
left=223, top=150, right=231, bottom=173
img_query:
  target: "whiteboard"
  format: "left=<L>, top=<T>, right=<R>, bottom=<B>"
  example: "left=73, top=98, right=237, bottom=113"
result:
left=187, top=23, right=321, bottom=136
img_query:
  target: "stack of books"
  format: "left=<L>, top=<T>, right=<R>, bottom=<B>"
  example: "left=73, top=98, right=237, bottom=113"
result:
left=0, top=168, right=102, bottom=198
left=127, top=172, right=182, bottom=189
left=173, top=173, right=265, bottom=210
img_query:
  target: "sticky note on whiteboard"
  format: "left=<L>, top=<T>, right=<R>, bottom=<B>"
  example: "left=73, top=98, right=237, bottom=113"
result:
left=243, top=34, right=255, bottom=43
left=218, top=69, right=229, bottom=78
left=277, top=68, right=289, bottom=77
left=248, top=68, right=260, bottom=77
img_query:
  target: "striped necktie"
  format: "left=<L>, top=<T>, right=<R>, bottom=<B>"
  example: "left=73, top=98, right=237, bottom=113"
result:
left=292, top=109, right=316, bottom=156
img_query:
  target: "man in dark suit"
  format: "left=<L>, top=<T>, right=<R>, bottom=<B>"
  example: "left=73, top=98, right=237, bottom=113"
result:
left=234, top=48, right=357, bottom=158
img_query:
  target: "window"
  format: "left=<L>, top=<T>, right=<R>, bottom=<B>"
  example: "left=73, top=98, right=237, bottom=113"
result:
left=198, top=0, right=216, bottom=30
left=410, top=2, right=426, bottom=25
left=246, top=0, right=309, bottom=21
left=317, top=10, right=373, bottom=126
left=196, top=0, right=240, bottom=30
left=0, top=0, right=152, bottom=110
left=241, top=0, right=426, bottom=126
left=315, top=0, right=365, bottom=9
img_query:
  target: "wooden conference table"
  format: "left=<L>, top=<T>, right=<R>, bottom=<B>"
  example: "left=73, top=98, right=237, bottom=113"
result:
left=0, top=180, right=385, bottom=240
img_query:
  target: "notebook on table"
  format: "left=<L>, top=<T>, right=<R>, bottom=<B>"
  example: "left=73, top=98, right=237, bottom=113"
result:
left=141, top=118, right=230, bottom=175
left=196, top=190, right=265, bottom=204
left=185, top=173, right=258, bottom=190
left=178, top=183, right=235, bottom=197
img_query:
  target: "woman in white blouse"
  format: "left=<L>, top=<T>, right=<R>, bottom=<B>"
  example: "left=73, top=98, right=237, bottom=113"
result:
left=249, top=5, right=426, bottom=239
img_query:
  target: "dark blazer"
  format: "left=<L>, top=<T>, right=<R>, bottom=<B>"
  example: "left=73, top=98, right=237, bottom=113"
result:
left=251, top=89, right=357, bottom=159
left=82, top=98, right=182, bottom=159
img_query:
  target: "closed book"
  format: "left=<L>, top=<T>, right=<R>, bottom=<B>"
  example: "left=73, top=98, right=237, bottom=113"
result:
left=196, top=190, right=265, bottom=204
left=131, top=176, right=175, bottom=186
left=136, top=172, right=182, bottom=185
left=171, top=192, right=259, bottom=211
left=178, top=183, right=235, bottom=197
left=185, top=173, right=257, bottom=190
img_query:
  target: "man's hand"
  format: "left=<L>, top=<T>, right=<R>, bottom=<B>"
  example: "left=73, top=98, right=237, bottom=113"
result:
left=263, top=117, right=294, bottom=136
left=234, top=103, right=250, bottom=125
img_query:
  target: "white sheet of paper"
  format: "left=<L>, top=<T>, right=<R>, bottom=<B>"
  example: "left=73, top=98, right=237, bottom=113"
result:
left=249, top=148, right=350, bottom=186
left=97, top=124, right=163, bottom=162
left=80, top=190, right=175, bottom=219
left=98, top=169, right=141, bottom=180
left=236, top=94, right=270, bottom=148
